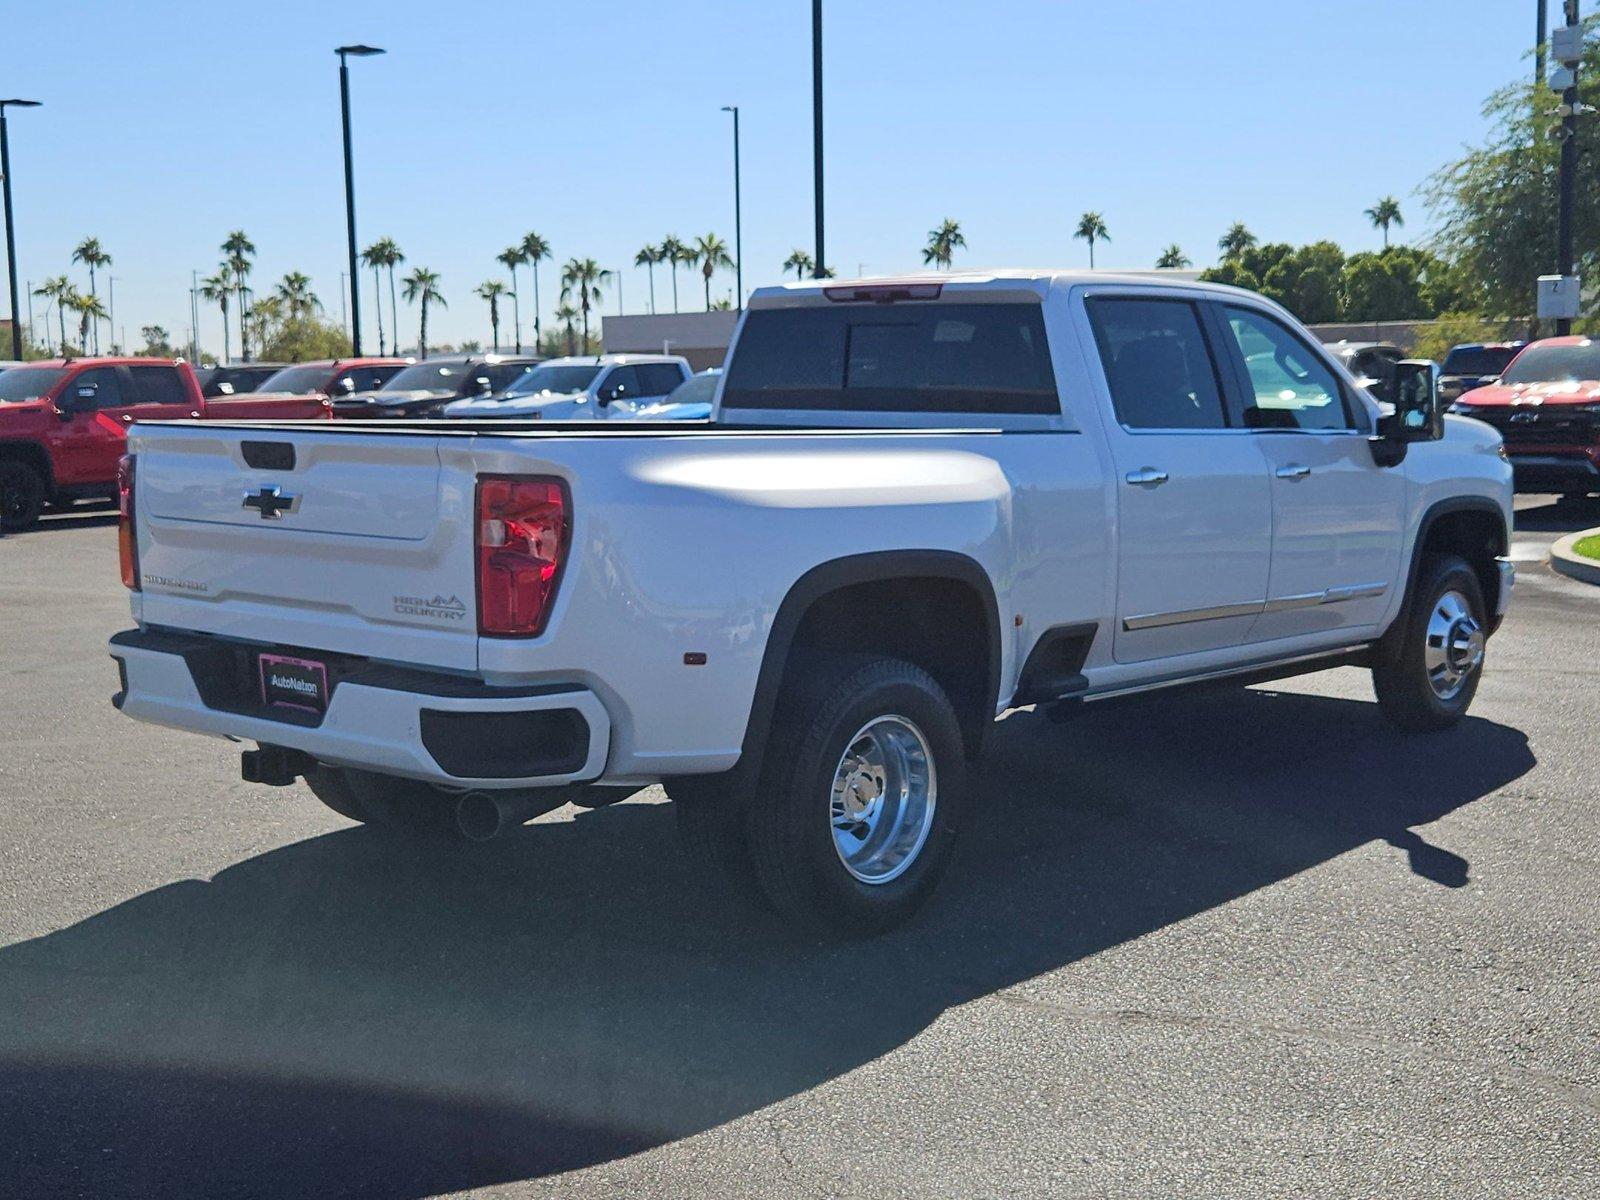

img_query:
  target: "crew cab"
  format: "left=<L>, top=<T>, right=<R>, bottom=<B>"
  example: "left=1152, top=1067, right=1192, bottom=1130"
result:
left=109, top=273, right=1514, bottom=934
left=193, top=362, right=290, bottom=399
left=209, top=357, right=411, bottom=422
left=1448, top=335, right=1600, bottom=497
left=441, top=354, right=691, bottom=421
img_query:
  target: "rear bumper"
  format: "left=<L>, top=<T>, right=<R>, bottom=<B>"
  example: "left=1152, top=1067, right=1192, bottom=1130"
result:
left=109, top=628, right=611, bottom=789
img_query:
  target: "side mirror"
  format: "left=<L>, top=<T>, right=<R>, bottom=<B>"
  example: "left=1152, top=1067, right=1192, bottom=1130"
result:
left=337, top=377, right=357, bottom=395
left=595, top=386, right=616, bottom=406
left=57, top=384, right=96, bottom=417
left=475, top=376, right=493, bottom=396
left=1371, top=360, right=1441, bottom=466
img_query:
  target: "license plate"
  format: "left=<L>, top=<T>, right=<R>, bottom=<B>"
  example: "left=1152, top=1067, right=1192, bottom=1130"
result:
left=259, top=653, right=329, bottom=714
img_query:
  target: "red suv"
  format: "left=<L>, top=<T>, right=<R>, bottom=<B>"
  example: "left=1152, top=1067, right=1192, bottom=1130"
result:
left=1449, top=336, right=1600, bottom=497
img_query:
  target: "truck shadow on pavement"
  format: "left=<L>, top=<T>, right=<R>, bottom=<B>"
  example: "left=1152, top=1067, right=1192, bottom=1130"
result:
left=0, top=686, right=1534, bottom=1197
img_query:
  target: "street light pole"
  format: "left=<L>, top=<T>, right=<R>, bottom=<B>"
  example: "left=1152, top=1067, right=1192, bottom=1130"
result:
left=0, top=99, right=42, bottom=361
left=1554, top=0, right=1581, bottom=336
left=721, top=105, right=742, bottom=308
left=1538, top=0, right=1549, bottom=84
left=811, top=0, right=825, bottom=278
left=336, top=45, right=384, bottom=356
left=189, top=270, right=201, bottom=363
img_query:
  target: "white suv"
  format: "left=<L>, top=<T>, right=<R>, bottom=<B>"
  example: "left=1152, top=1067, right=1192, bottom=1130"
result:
left=442, top=354, right=691, bottom=421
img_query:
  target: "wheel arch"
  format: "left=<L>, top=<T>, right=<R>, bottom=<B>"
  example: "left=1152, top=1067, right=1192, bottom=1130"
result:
left=1395, top=496, right=1508, bottom=638
left=0, top=439, right=56, bottom=492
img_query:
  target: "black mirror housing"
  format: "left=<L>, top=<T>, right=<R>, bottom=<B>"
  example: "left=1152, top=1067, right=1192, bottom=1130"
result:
left=1390, top=359, right=1443, bottom=442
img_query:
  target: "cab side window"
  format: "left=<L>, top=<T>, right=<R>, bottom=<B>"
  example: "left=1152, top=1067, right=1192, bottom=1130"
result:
left=635, top=363, right=686, bottom=397
left=599, top=366, right=641, bottom=402
left=1084, top=297, right=1229, bottom=430
left=124, top=365, right=189, bottom=407
left=69, top=367, right=125, bottom=410
left=1222, top=306, right=1354, bottom=431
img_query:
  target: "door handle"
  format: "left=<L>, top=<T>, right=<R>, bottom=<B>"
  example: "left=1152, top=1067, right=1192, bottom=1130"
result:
left=1124, top=467, right=1169, bottom=487
left=1275, top=463, right=1311, bottom=480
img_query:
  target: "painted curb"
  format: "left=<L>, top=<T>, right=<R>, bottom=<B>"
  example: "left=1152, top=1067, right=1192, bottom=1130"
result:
left=1550, top=527, right=1600, bottom=587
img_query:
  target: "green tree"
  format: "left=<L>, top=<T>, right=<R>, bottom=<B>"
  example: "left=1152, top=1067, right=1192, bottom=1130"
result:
left=690, top=234, right=733, bottom=310
left=378, top=238, right=405, bottom=355
left=920, top=218, right=966, bottom=270
left=554, top=301, right=579, bottom=355
left=521, top=232, right=551, bottom=349
left=1074, top=212, right=1109, bottom=268
left=660, top=235, right=689, bottom=312
left=32, top=276, right=75, bottom=355
left=635, top=244, right=664, bottom=313
left=400, top=267, right=446, bottom=358
left=559, top=258, right=610, bottom=349
left=1364, top=196, right=1405, bottom=249
left=257, top=314, right=353, bottom=362
left=1155, top=245, right=1191, bottom=269
left=198, top=267, right=235, bottom=363
left=1196, top=260, right=1261, bottom=292
left=70, top=237, right=111, bottom=353
left=273, top=272, right=320, bottom=320
left=221, top=230, right=256, bottom=359
left=1260, top=241, right=1346, bottom=323
left=496, top=245, right=526, bottom=353
left=361, top=241, right=390, bottom=354
left=1217, top=222, right=1257, bottom=261
left=65, top=290, right=107, bottom=356
left=783, top=248, right=814, bottom=279
left=140, top=324, right=174, bottom=356
left=475, top=279, right=507, bottom=349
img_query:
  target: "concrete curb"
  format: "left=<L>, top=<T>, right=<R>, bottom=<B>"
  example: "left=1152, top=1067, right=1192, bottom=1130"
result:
left=1550, top=527, right=1600, bottom=586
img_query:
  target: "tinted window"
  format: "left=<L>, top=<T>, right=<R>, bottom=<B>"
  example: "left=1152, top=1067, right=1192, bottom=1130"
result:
left=342, top=366, right=401, bottom=393
left=125, top=365, right=190, bottom=407
left=1223, top=306, right=1353, bottom=431
left=257, top=363, right=332, bottom=394
left=721, top=302, right=1059, bottom=414
left=476, top=362, right=535, bottom=393
left=1083, top=297, right=1228, bottom=430
left=72, top=367, right=125, bottom=409
left=380, top=361, right=465, bottom=392
left=667, top=373, right=721, bottom=406
left=505, top=363, right=600, bottom=396
left=635, top=363, right=686, bottom=397
left=1501, top=341, right=1600, bottom=385
left=0, top=367, right=67, bottom=403
left=599, top=366, right=641, bottom=401
left=1442, top=346, right=1519, bottom=376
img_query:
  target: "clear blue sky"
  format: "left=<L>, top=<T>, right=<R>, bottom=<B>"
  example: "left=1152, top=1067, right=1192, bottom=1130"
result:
left=1, top=0, right=1537, bottom=356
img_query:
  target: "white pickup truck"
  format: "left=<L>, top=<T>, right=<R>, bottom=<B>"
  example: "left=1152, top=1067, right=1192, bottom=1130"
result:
left=110, top=272, right=1514, bottom=934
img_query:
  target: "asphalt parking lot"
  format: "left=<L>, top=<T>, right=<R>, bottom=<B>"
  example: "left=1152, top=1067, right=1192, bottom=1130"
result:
left=1, top=500, right=1597, bottom=1199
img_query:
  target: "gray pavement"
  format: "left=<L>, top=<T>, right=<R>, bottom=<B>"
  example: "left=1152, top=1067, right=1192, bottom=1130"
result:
left=1, top=497, right=1597, bottom=1199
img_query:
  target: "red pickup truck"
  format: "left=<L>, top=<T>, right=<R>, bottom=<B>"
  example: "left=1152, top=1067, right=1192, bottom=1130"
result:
left=0, top=356, right=347, bottom=531
left=206, top=357, right=411, bottom=422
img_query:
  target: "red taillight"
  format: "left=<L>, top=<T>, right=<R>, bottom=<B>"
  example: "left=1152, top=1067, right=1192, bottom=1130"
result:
left=476, top=476, right=569, bottom=636
left=117, top=453, right=139, bottom=591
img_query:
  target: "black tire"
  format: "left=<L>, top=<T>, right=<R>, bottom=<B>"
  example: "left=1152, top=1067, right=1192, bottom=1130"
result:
left=304, top=764, right=455, bottom=835
left=745, top=654, right=968, bottom=937
left=0, top=460, right=47, bottom=532
left=1372, top=553, right=1488, bottom=732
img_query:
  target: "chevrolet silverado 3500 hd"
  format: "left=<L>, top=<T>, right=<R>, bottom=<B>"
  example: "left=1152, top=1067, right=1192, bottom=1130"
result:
left=109, top=272, right=1514, bottom=934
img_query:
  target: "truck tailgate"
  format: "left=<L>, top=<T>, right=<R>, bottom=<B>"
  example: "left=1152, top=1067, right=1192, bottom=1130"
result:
left=131, top=424, right=479, bottom=671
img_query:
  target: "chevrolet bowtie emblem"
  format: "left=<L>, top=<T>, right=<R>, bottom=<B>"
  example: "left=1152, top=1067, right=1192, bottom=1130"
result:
left=242, top=485, right=299, bottom=519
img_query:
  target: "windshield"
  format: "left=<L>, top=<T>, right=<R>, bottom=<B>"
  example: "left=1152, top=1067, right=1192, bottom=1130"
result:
left=1501, top=342, right=1600, bottom=385
left=504, top=363, right=600, bottom=397
left=1443, top=346, right=1519, bottom=376
left=0, top=367, right=67, bottom=403
left=380, top=362, right=467, bottom=393
left=665, top=373, right=721, bottom=407
left=255, top=363, right=332, bottom=394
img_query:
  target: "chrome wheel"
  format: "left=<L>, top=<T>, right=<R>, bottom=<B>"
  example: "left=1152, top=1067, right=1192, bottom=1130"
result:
left=1423, top=589, right=1484, bottom=701
left=829, top=715, right=937, bottom=885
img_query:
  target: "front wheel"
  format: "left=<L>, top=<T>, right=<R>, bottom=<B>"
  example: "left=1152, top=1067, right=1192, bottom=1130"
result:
left=1372, top=554, right=1487, bottom=732
left=0, top=461, right=46, bottom=531
left=745, top=654, right=968, bottom=936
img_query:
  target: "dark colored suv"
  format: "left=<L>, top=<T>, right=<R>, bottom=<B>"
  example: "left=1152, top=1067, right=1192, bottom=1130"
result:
left=330, top=354, right=543, bottom=419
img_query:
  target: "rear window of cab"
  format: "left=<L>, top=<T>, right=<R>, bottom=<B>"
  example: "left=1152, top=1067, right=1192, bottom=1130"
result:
left=721, top=302, right=1059, bottom=414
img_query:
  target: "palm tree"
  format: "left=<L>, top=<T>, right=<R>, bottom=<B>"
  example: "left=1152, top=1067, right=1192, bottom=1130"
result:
left=65, top=291, right=107, bottom=356
left=1073, top=212, right=1110, bottom=269
left=361, top=241, right=390, bottom=353
left=554, top=302, right=579, bottom=356
left=1155, top=245, right=1192, bottom=269
left=475, top=279, right=508, bottom=350
left=33, top=276, right=75, bottom=355
left=1217, top=222, right=1257, bottom=261
left=400, top=267, right=446, bottom=359
left=221, top=230, right=256, bottom=359
left=521, top=232, right=551, bottom=349
left=782, top=249, right=815, bottom=280
left=559, top=258, right=610, bottom=351
left=660, top=235, right=689, bottom=313
left=198, top=267, right=235, bottom=363
left=273, top=271, right=319, bottom=320
left=689, top=234, right=733, bottom=311
left=920, top=219, right=967, bottom=270
left=70, top=237, right=111, bottom=353
left=377, top=238, right=405, bottom=355
left=634, top=244, right=664, bottom=314
left=1365, top=196, right=1404, bottom=249
left=496, top=246, right=526, bottom=352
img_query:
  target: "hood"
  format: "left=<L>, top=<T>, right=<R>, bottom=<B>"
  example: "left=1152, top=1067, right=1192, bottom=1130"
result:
left=334, top=388, right=450, bottom=408
left=0, top=398, right=55, bottom=422
left=444, top=390, right=587, bottom=418
left=1455, top=379, right=1600, bottom=409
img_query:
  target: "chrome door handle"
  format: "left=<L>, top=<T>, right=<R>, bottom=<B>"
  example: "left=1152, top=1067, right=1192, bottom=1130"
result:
left=1275, top=464, right=1311, bottom=480
left=1124, top=467, right=1169, bottom=487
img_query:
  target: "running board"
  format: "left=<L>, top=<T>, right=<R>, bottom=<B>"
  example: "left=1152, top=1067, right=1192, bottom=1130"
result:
left=1079, top=645, right=1372, bottom=705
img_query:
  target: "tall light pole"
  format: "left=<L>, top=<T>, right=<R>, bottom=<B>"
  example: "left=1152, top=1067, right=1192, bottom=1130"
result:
left=336, top=45, right=384, bottom=356
left=1, top=99, right=42, bottom=361
left=1552, top=1, right=1582, bottom=336
left=721, top=105, right=743, bottom=308
left=811, top=0, right=825, bottom=278
left=189, top=270, right=201, bottom=362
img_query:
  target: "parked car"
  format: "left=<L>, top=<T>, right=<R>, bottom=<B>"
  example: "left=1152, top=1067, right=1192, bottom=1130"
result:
left=1438, top=342, right=1526, bottom=404
left=441, top=354, right=691, bottom=420
left=330, top=353, right=542, bottom=420
left=192, top=362, right=290, bottom=399
left=110, top=272, right=1512, bottom=934
left=1321, top=341, right=1404, bottom=403
left=0, top=357, right=203, bottom=530
left=210, top=357, right=411, bottom=420
left=0, top=360, right=25, bottom=374
left=624, top=367, right=721, bottom=421
left=1448, top=335, right=1600, bottom=496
